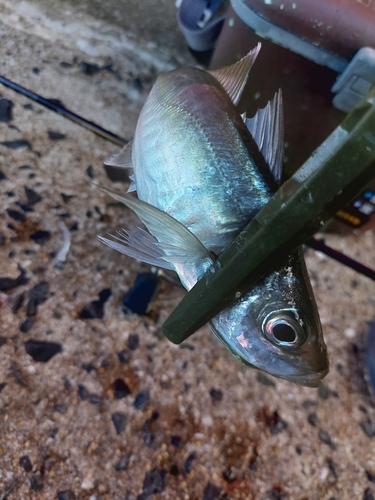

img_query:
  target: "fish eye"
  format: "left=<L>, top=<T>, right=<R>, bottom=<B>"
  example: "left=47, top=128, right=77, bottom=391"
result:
left=262, top=311, right=306, bottom=349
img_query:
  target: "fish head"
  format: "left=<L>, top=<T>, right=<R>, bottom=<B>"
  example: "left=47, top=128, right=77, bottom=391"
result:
left=210, top=250, right=329, bottom=387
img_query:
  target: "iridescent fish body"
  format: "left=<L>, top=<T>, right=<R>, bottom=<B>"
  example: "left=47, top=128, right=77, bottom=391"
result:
left=99, top=45, right=329, bottom=386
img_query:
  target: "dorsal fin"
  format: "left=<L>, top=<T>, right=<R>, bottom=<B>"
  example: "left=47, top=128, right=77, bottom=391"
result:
left=209, top=43, right=261, bottom=106
left=126, top=174, right=137, bottom=193
left=244, top=90, right=284, bottom=184
left=104, top=140, right=133, bottom=168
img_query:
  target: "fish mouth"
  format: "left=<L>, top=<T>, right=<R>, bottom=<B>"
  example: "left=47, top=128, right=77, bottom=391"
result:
left=281, top=367, right=330, bottom=388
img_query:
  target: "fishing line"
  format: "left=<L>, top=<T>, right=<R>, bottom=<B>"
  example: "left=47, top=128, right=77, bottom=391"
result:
left=1, top=75, right=374, bottom=281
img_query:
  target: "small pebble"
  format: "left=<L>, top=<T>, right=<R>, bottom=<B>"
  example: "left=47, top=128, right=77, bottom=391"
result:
left=26, top=297, right=37, bottom=316
left=127, top=334, right=139, bottom=351
left=318, top=430, right=336, bottom=449
left=140, top=468, right=167, bottom=497
left=113, top=379, right=131, bottom=399
left=20, top=316, right=35, bottom=333
left=114, top=452, right=131, bottom=471
left=0, top=268, right=28, bottom=291
left=1, top=139, right=31, bottom=149
left=209, top=388, right=223, bottom=402
left=89, top=394, right=103, bottom=406
left=170, top=436, right=182, bottom=447
left=24, top=187, right=42, bottom=205
left=30, top=230, right=51, bottom=244
left=112, top=412, right=126, bottom=435
left=0, top=170, right=7, bottom=181
left=78, top=384, right=89, bottom=400
left=0, top=383, right=5, bottom=393
left=12, top=291, right=25, bottom=313
left=47, top=130, right=66, bottom=140
left=134, top=390, right=150, bottom=410
left=308, top=413, right=318, bottom=427
left=366, top=470, right=375, bottom=483
left=183, top=452, right=196, bottom=476
left=222, top=468, right=236, bottom=483
left=57, top=490, right=76, bottom=500
left=24, top=339, right=62, bottom=362
left=0, top=98, right=13, bottom=122
left=29, top=474, right=43, bottom=491
left=170, top=465, right=178, bottom=476
left=19, top=455, right=33, bottom=472
left=360, top=420, right=375, bottom=438
left=86, top=165, right=94, bottom=179
left=117, top=350, right=130, bottom=363
left=203, top=482, right=222, bottom=500
left=122, top=273, right=159, bottom=315
left=364, top=489, right=375, bottom=500
left=7, top=208, right=26, bottom=222
left=81, top=62, right=101, bottom=75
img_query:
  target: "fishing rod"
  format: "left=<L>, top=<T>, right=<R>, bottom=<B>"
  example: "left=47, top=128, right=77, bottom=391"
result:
left=1, top=74, right=374, bottom=284
left=0, top=75, right=127, bottom=147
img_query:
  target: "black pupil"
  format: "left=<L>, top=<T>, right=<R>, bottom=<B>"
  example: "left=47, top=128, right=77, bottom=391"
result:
left=272, top=323, right=297, bottom=343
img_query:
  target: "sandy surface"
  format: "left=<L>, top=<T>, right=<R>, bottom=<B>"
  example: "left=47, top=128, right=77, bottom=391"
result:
left=1, top=2, right=375, bottom=499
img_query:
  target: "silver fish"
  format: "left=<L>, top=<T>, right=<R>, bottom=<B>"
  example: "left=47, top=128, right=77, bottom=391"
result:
left=99, top=45, right=329, bottom=386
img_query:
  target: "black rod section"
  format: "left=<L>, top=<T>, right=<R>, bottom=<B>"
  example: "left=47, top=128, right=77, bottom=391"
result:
left=0, top=75, right=127, bottom=147
left=306, top=238, right=375, bottom=282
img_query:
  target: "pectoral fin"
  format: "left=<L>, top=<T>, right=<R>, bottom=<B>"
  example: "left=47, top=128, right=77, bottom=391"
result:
left=209, top=43, right=261, bottom=106
left=244, top=90, right=284, bottom=184
left=98, top=187, right=213, bottom=270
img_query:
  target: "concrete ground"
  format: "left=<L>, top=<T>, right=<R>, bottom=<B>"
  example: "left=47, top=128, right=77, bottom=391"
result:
left=1, top=1, right=375, bottom=499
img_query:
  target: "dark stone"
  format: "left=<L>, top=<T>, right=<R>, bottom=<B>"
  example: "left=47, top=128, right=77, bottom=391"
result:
left=47, top=130, right=66, bottom=140
left=327, top=458, right=337, bottom=478
left=114, top=452, right=131, bottom=471
left=57, top=490, right=76, bottom=500
left=142, top=420, right=155, bottom=447
left=127, top=333, right=139, bottom=351
left=15, top=201, right=33, bottom=212
left=113, top=378, right=131, bottom=399
left=170, top=465, right=178, bottom=476
left=117, top=350, right=130, bottom=363
left=0, top=382, right=7, bottom=393
left=122, top=273, right=159, bottom=315
left=302, top=400, right=318, bottom=409
left=78, top=384, right=89, bottom=400
left=256, top=372, right=276, bottom=387
left=89, top=394, right=103, bottom=405
left=0, top=170, right=6, bottom=180
left=79, top=288, right=111, bottom=319
left=29, top=474, right=43, bottom=491
left=318, top=430, right=336, bottom=449
left=112, top=412, right=126, bottom=435
left=32, top=67, right=40, bottom=74
left=30, top=230, right=51, bottom=243
left=24, top=339, right=62, bottom=362
left=81, top=362, right=95, bottom=373
left=0, top=98, right=13, bottom=122
left=134, top=390, right=150, bottom=410
left=12, top=291, right=25, bottom=313
left=308, top=413, right=318, bottom=427
left=318, top=383, right=330, bottom=400
left=222, top=468, right=236, bottom=483
left=24, top=187, right=42, bottom=205
left=364, top=489, right=375, bottom=500
left=1, top=139, right=31, bottom=149
left=0, top=268, right=28, bottom=291
left=26, top=298, right=37, bottom=316
left=140, top=468, right=167, bottom=497
left=7, top=208, right=26, bottom=222
left=203, top=482, right=222, bottom=500
left=366, top=470, right=375, bottom=483
left=86, top=165, right=94, bottom=179
left=19, top=455, right=33, bottom=472
left=0, top=233, right=4, bottom=246
left=183, top=452, right=196, bottom=476
left=55, top=404, right=67, bottom=414
left=61, top=193, right=74, bottom=203
left=29, top=281, right=49, bottom=304
left=295, top=445, right=302, bottom=455
left=0, top=337, right=6, bottom=348
left=81, top=62, right=101, bottom=75
left=360, top=420, right=375, bottom=438
left=179, top=343, right=195, bottom=350
left=171, top=435, right=182, bottom=447
left=20, top=316, right=35, bottom=333
left=18, top=164, right=32, bottom=169
left=209, top=388, right=223, bottom=402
